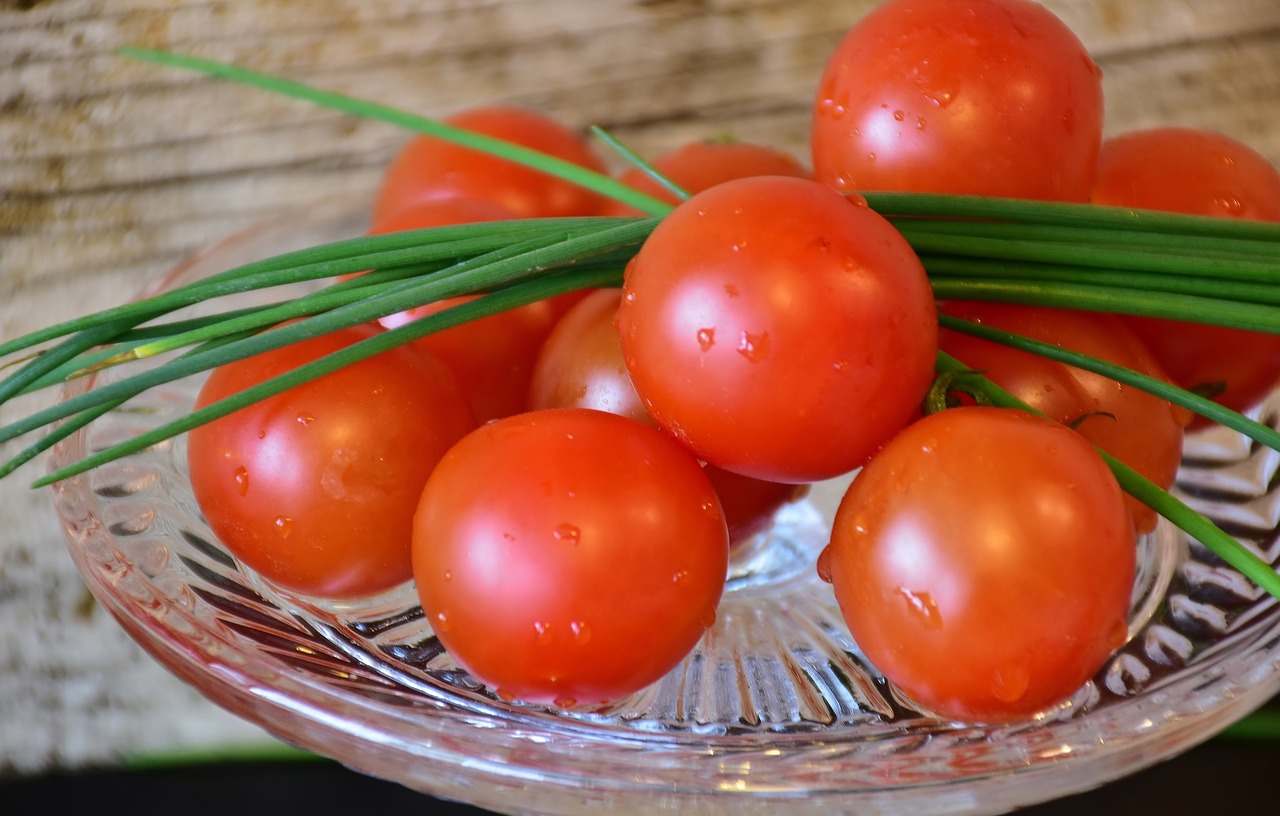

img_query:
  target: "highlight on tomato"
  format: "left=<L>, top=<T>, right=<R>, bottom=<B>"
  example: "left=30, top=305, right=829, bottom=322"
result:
left=187, top=324, right=476, bottom=599
left=411, top=408, right=730, bottom=707
left=824, top=406, right=1136, bottom=723
left=811, top=0, right=1104, bottom=201
left=372, top=105, right=611, bottom=224
left=616, top=174, right=937, bottom=484
left=1091, top=126, right=1280, bottom=421
left=599, top=139, right=811, bottom=216
left=938, top=301, right=1189, bottom=533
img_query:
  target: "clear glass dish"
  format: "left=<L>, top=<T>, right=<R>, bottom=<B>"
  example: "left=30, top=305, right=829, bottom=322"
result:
left=48, top=196, right=1280, bottom=815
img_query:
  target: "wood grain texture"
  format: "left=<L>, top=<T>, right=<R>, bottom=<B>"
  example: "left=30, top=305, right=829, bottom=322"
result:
left=1, top=0, right=1278, bottom=774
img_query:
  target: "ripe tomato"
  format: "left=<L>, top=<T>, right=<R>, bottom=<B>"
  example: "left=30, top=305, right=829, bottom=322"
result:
left=187, top=325, right=476, bottom=599
left=361, top=197, right=584, bottom=423
left=1091, top=127, right=1280, bottom=421
left=412, top=408, right=729, bottom=706
left=372, top=105, right=611, bottom=223
left=616, top=175, right=937, bottom=484
left=529, top=288, right=808, bottom=544
left=938, top=301, right=1188, bottom=533
left=528, top=288, right=653, bottom=425
left=811, top=0, right=1103, bottom=201
left=600, top=139, right=810, bottom=216
left=825, top=406, right=1135, bottom=723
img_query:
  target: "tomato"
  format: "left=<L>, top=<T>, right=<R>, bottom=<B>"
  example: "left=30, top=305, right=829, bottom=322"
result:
left=616, top=175, right=937, bottom=484
left=825, top=406, right=1135, bottom=723
left=528, top=288, right=654, bottom=425
left=702, top=464, right=809, bottom=544
left=412, top=408, right=729, bottom=706
left=529, top=287, right=808, bottom=543
left=371, top=105, right=611, bottom=223
left=187, top=325, right=476, bottom=599
left=811, top=0, right=1103, bottom=201
left=359, top=197, right=583, bottom=423
left=938, top=302, right=1188, bottom=533
left=1091, top=127, right=1280, bottom=420
left=600, top=139, right=810, bottom=216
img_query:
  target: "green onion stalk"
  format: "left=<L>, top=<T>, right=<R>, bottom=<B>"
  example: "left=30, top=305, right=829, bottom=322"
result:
left=4, top=48, right=1280, bottom=604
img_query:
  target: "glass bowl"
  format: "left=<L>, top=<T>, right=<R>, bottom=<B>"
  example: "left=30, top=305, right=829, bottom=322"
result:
left=48, top=196, right=1280, bottom=815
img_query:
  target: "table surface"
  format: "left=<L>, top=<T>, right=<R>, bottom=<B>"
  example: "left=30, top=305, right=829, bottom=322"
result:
left=3, top=0, right=1280, bottom=806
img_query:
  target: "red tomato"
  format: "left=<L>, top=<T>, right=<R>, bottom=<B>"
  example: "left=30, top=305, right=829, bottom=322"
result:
left=938, top=302, right=1188, bottom=533
left=187, top=325, right=476, bottom=599
left=616, top=175, right=937, bottom=484
left=825, top=406, right=1135, bottom=723
left=372, top=105, right=611, bottom=223
left=529, top=288, right=807, bottom=543
left=811, top=0, right=1103, bottom=201
left=528, top=288, right=653, bottom=425
left=600, top=140, right=810, bottom=216
left=1091, top=127, right=1280, bottom=420
left=360, top=197, right=583, bottom=423
left=412, top=408, right=729, bottom=706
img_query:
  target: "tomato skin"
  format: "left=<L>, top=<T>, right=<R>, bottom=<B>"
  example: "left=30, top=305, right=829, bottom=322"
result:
left=530, top=288, right=808, bottom=544
left=617, top=175, right=937, bottom=484
left=811, top=0, right=1103, bottom=201
left=826, top=407, right=1135, bottom=723
left=938, top=302, right=1188, bottom=533
left=601, top=140, right=810, bottom=216
left=528, top=288, right=654, bottom=425
left=1091, top=127, right=1280, bottom=420
left=372, top=105, right=610, bottom=223
left=412, top=408, right=729, bottom=706
left=359, top=197, right=583, bottom=423
left=187, top=325, right=476, bottom=599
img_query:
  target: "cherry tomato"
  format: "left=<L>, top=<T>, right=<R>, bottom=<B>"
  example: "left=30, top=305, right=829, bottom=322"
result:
left=600, top=139, right=810, bottom=216
left=1091, top=127, right=1280, bottom=421
left=412, top=408, right=729, bottom=706
left=617, top=175, right=937, bottom=484
left=372, top=105, right=611, bottom=223
left=187, top=325, right=476, bottom=598
left=528, top=288, right=653, bottom=425
left=359, top=197, right=584, bottom=423
left=938, top=301, right=1188, bottom=533
left=529, top=288, right=808, bottom=544
left=811, top=0, right=1103, bottom=201
left=825, top=406, right=1135, bottom=723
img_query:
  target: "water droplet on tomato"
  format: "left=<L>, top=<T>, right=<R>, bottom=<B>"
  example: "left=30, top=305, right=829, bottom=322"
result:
left=296, top=413, right=315, bottom=426
left=892, top=109, right=905, bottom=122
left=866, top=152, right=877, bottom=163
left=816, top=546, right=833, bottom=583
left=700, top=605, right=718, bottom=629
left=442, top=570, right=452, bottom=582
left=723, top=283, right=740, bottom=297
left=553, top=523, right=580, bottom=544
left=272, top=515, right=294, bottom=539
left=672, top=569, right=690, bottom=584
left=736, top=331, right=769, bottom=361
left=433, top=610, right=451, bottom=633
left=1217, top=196, right=1244, bottom=215
left=233, top=466, right=250, bottom=496
left=991, top=664, right=1030, bottom=704
left=914, top=116, right=927, bottom=131
left=696, top=328, right=716, bottom=351
left=569, top=620, right=591, bottom=644
left=897, top=587, right=942, bottom=629
left=533, top=620, right=552, bottom=644
left=554, top=696, right=577, bottom=709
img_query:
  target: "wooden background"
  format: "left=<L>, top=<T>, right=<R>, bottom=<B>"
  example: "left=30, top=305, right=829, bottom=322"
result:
left=2, top=0, right=1279, bottom=777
